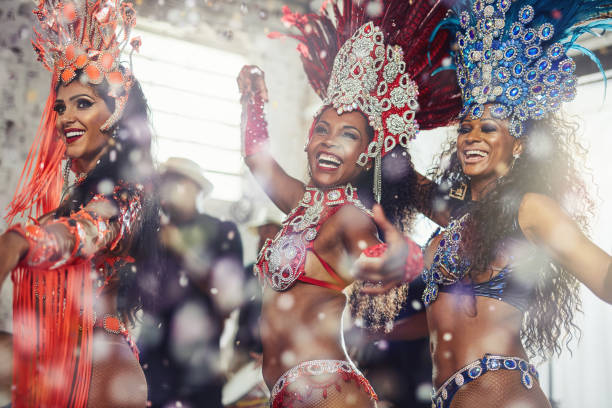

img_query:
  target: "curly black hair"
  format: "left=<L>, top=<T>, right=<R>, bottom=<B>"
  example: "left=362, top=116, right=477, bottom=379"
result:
left=428, top=111, right=592, bottom=359
left=55, top=68, right=161, bottom=326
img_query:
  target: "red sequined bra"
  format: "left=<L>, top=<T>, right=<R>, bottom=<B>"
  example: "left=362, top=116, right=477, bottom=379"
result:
left=254, top=184, right=371, bottom=292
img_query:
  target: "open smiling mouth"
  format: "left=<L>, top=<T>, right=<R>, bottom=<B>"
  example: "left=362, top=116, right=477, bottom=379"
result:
left=463, top=149, right=489, bottom=163
left=64, top=129, right=85, bottom=144
left=316, top=152, right=343, bottom=170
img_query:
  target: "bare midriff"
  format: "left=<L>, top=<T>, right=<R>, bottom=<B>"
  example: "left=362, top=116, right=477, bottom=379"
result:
left=427, top=292, right=527, bottom=388
left=260, top=282, right=348, bottom=389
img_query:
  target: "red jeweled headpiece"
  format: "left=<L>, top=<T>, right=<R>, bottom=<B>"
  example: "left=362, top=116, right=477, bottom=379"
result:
left=6, top=1, right=139, bottom=222
left=272, top=0, right=462, bottom=202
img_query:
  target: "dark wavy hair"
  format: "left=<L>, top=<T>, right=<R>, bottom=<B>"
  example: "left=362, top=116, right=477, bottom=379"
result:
left=55, top=68, right=161, bottom=326
left=428, top=111, right=592, bottom=359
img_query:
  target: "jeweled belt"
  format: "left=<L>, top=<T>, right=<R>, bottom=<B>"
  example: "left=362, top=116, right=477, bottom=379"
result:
left=431, top=353, right=539, bottom=408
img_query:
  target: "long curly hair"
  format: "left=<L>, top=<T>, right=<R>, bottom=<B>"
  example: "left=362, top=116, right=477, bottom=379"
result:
left=55, top=68, right=161, bottom=326
left=428, top=111, right=592, bottom=359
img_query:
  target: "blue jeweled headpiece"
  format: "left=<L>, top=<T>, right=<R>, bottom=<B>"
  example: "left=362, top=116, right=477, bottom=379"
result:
left=452, top=0, right=612, bottom=137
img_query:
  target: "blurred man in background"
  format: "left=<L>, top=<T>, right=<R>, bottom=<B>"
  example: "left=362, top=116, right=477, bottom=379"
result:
left=138, top=158, right=244, bottom=408
left=223, top=210, right=282, bottom=407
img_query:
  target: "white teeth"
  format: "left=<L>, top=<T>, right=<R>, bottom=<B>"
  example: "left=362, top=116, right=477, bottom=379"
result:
left=65, top=130, right=85, bottom=138
left=466, top=150, right=487, bottom=157
left=318, top=153, right=341, bottom=165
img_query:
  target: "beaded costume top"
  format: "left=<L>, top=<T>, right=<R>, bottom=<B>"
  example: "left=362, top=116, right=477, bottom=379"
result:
left=11, top=180, right=143, bottom=291
left=421, top=205, right=532, bottom=311
left=255, top=184, right=370, bottom=292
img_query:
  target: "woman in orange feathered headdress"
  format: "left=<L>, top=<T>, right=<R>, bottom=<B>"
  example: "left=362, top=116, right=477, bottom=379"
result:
left=0, top=1, right=160, bottom=406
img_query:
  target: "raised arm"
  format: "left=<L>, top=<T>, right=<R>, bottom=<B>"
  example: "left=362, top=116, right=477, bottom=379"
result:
left=237, top=65, right=305, bottom=214
left=519, top=192, right=612, bottom=304
left=0, top=186, right=142, bottom=280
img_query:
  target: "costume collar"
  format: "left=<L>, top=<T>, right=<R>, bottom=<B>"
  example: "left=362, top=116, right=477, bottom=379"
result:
left=300, top=183, right=359, bottom=207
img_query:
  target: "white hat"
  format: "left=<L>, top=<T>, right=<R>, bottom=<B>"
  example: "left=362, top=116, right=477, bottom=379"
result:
left=247, top=205, right=284, bottom=233
left=159, top=157, right=213, bottom=198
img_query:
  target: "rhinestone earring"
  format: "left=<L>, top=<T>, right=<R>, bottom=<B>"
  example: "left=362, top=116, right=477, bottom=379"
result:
left=61, top=158, right=72, bottom=200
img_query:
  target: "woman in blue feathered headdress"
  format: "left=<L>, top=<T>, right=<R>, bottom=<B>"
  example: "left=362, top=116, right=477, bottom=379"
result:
left=355, top=1, right=612, bottom=407
left=417, top=1, right=612, bottom=406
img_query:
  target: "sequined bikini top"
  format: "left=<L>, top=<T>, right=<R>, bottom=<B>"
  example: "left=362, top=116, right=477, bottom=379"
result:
left=421, top=213, right=472, bottom=306
left=254, top=184, right=371, bottom=292
left=421, top=206, right=533, bottom=312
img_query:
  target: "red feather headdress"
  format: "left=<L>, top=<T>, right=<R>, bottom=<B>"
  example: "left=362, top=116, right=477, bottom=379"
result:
left=271, top=0, right=462, bottom=201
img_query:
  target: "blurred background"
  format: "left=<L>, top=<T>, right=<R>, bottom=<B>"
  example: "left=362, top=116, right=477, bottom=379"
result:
left=0, top=0, right=610, bottom=406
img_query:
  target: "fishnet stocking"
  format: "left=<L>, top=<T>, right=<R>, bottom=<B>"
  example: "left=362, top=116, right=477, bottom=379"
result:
left=450, top=370, right=551, bottom=408
left=276, top=372, right=377, bottom=408
left=87, top=332, right=147, bottom=408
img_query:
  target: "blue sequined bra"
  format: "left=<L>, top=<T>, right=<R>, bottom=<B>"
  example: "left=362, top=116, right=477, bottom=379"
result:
left=421, top=212, right=531, bottom=312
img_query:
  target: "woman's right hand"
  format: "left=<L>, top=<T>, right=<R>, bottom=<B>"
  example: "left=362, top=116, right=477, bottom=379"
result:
left=237, top=65, right=269, bottom=104
left=352, top=205, right=423, bottom=293
left=0, top=231, right=29, bottom=287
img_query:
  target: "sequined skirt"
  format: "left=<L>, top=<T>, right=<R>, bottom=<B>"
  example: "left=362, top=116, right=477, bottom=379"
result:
left=270, top=359, right=377, bottom=408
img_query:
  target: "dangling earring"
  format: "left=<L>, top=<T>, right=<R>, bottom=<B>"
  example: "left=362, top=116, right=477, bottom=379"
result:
left=449, top=183, right=468, bottom=200
left=63, top=158, right=72, bottom=182
left=449, top=170, right=468, bottom=200
left=61, top=158, right=72, bottom=201
left=303, top=140, right=309, bottom=152
left=510, top=153, right=520, bottom=171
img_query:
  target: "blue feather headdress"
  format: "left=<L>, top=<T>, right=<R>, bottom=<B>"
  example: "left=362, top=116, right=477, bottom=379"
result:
left=451, top=0, right=612, bottom=137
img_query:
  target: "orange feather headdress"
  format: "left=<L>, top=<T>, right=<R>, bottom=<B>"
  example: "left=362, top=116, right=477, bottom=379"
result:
left=7, top=0, right=139, bottom=222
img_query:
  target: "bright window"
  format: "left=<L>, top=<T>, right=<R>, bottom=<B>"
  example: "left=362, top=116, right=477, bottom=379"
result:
left=129, top=29, right=246, bottom=201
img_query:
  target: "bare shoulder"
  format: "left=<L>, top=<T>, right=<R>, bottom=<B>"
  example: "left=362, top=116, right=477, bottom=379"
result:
left=518, top=192, right=569, bottom=237
left=519, top=192, right=558, bottom=213
left=335, top=203, right=376, bottom=232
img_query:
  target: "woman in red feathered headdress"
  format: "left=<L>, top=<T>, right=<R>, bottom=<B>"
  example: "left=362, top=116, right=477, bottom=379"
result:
left=0, top=1, right=160, bottom=407
left=237, top=1, right=461, bottom=406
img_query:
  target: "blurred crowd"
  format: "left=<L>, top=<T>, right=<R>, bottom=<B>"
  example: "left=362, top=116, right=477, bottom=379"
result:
left=131, top=157, right=431, bottom=408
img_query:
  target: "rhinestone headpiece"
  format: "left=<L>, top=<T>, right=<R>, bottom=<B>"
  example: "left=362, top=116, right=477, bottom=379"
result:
left=271, top=1, right=462, bottom=203
left=322, top=22, right=419, bottom=201
left=32, top=0, right=139, bottom=130
left=324, top=22, right=420, bottom=167
left=455, top=0, right=577, bottom=138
